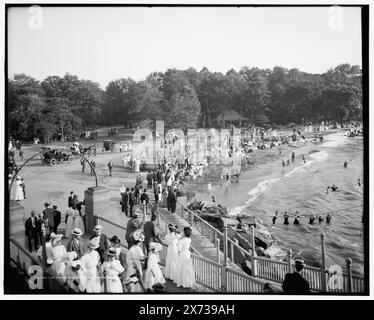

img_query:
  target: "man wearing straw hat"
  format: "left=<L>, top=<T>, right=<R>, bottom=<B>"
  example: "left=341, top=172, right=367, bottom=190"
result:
left=90, top=224, right=108, bottom=263
left=67, top=228, right=85, bottom=259
left=282, top=259, right=310, bottom=294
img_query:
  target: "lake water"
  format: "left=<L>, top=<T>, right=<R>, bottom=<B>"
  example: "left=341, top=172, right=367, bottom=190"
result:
left=196, top=132, right=364, bottom=276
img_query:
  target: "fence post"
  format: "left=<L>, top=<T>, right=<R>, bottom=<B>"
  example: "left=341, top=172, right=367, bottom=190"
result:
left=320, top=233, right=327, bottom=291
left=230, top=240, right=235, bottom=262
left=346, top=258, right=353, bottom=293
left=287, top=249, right=293, bottom=273
left=217, top=238, right=221, bottom=264
left=250, top=225, right=257, bottom=276
left=221, top=220, right=228, bottom=292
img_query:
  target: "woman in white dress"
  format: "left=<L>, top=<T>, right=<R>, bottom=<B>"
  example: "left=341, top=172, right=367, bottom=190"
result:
left=164, top=224, right=181, bottom=281
left=175, top=226, right=195, bottom=288
left=102, top=248, right=124, bottom=293
left=65, top=207, right=77, bottom=238
left=144, top=242, right=166, bottom=291
left=14, top=175, right=24, bottom=201
left=134, top=158, right=140, bottom=173
left=50, top=234, right=67, bottom=283
left=80, top=238, right=102, bottom=293
left=158, top=183, right=162, bottom=204
left=125, top=230, right=145, bottom=279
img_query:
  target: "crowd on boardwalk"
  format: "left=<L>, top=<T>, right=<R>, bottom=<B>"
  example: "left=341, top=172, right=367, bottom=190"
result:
left=24, top=181, right=196, bottom=293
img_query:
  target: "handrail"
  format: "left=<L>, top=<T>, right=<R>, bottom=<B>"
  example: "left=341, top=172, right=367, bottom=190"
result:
left=9, top=237, right=42, bottom=267
left=181, top=203, right=222, bottom=235
left=178, top=202, right=253, bottom=258
left=149, top=202, right=203, bottom=256
left=226, top=265, right=267, bottom=286
left=96, top=215, right=127, bottom=231
left=254, top=256, right=288, bottom=265
left=9, top=237, right=70, bottom=293
left=191, top=251, right=222, bottom=268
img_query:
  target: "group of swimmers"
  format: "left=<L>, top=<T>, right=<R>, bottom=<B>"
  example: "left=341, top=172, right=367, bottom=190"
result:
left=272, top=210, right=332, bottom=225
left=282, top=153, right=306, bottom=167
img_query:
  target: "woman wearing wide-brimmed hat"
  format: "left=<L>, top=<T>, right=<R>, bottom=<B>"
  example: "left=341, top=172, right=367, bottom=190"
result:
left=144, top=242, right=166, bottom=292
left=101, top=247, right=125, bottom=293
left=175, top=226, right=195, bottom=288
left=164, top=224, right=181, bottom=281
left=80, top=237, right=102, bottom=293
left=125, top=230, right=145, bottom=279
left=50, top=234, right=66, bottom=283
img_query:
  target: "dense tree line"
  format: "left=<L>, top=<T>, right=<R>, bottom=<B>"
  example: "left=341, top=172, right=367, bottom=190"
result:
left=8, top=64, right=362, bottom=141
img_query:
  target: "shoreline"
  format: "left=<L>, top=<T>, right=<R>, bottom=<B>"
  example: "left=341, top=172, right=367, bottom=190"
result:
left=187, top=129, right=340, bottom=207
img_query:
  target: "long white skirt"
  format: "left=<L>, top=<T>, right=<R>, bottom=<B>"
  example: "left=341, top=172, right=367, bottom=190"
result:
left=105, top=274, right=123, bottom=293
left=176, top=250, right=195, bottom=288
left=165, top=243, right=178, bottom=281
left=85, top=267, right=102, bottom=293
left=15, top=185, right=24, bottom=201
left=144, top=254, right=166, bottom=290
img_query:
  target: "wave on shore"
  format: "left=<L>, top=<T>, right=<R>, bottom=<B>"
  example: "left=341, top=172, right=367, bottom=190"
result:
left=245, top=177, right=280, bottom=206
left=321, top=132, right=349, bottom=148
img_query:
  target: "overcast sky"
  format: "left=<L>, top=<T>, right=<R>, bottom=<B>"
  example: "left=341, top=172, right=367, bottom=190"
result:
left=8, top=6, right=362, bottom=88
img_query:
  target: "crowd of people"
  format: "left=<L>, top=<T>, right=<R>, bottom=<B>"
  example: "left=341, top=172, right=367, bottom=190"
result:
left=119, top=164, right=190, bottom=217
left=25, top=219, right=195, bottom=293
left=23, top=181, right=196, bottom=293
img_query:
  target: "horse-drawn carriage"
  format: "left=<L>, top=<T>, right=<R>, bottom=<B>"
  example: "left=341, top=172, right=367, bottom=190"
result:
left=41, top=146, right=74, bottom=166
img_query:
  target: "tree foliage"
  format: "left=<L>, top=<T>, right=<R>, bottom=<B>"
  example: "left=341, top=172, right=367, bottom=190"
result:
left=8, top=64, right=362, bottom=141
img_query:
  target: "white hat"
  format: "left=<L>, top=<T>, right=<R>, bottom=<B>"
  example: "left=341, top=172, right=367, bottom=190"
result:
left=72, top=228, right=83, bottom=236
left=51, top=233, right=63, bottom=240
left=47, top=258, right=54, bottom=265
left=88, top=237, right=100, bottom=250
left=149, top=242, right=163, bottom=252
left=94, top=225, right=103, bottom=231
left=132, top=230, right=145, bottom=242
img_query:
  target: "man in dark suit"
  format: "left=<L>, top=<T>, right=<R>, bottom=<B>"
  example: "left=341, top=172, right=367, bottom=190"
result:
left=167, top=188, right=177, bottom=213
left=125, top=211, right=140, bottom=248
left=52, top=205, right=61, bottom=233
left=35, top=212, right=46, bottom=246
left=143, top=209, right=161, bottom=254
left=25, top=210, right=39, bottom=252
left=90, top=225, right=108, bottom=263
left=121, top=187, right=130, bottom=216
left=68, top=191, right=75, bottom=208
left=67, top=228, right=84, bottom=259
left=140, top=189, right=149, bottom=215
left=282, top=259, right=310, bottom=294
left=42, top=202, right=55, bottom=235
left=129, top=187, right=136, bottom=215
